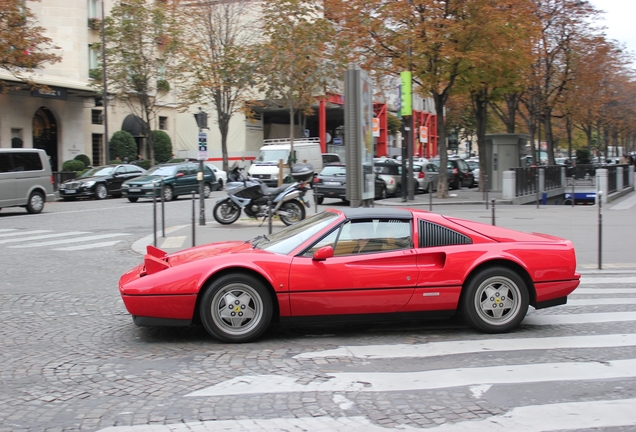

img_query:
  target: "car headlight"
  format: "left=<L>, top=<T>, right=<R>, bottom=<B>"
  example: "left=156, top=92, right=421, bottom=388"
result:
left=82, top=181, right=96, bottom=188
left=122, top=183, right=130, bottom=189
left=142, top=184, right=155, bottom=189
left=271, top=174, right=278, bottom=180
left=59, top=183, right=66, bottom=189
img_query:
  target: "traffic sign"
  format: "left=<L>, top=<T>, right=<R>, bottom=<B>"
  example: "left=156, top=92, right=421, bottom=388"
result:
left=372, top=118, right=380, bottom=137
left=198, top=131, right=208, bottom=160
left=419, top=126, right=428, bottom=143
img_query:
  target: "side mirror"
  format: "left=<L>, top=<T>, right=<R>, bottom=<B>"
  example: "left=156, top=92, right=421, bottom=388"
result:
left=312, top=245, right=334, bottom=261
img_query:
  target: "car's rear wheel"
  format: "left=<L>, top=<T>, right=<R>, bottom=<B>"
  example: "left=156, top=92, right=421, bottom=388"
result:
left=200, top=274, right=272, bottom=343
left=163, top=185, right=174, bottom=201
left=26, top=191, right=45, bottom=214
left=378, top=185, right=387, bottom=200
left=203, top=182, right=212, bottom=198
left=127, top=197, right=139, bottom=203
left=95, top=183, right=107, bottom=200
left=217, top=179, right=224, bottom=190
left=278, top=200, right=305, bottom=226
left=461, top=267, right=529, bottom=333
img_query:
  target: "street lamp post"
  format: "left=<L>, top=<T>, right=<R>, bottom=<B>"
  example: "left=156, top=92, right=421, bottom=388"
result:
left=101, top=0, right=109, bottom=164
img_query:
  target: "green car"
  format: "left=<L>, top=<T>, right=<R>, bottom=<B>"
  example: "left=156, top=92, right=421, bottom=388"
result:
left=122, top=162, right=217, bottom=202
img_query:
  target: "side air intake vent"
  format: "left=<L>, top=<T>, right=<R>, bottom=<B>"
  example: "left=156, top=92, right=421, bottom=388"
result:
left=419, top=220, right=472, bottom=248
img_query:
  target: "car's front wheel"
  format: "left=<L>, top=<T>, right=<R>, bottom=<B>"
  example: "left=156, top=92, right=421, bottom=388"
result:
left=461, top=267, right=529, bottom=333
left=203, top=182, right=212, bottom=198
left=95, top=183, right=107, bottom=200
left=200, top=274, right=273, bottom=343
left=163, top=185, right=174, bottom=201
left=127, top=197, right=139, bottom=203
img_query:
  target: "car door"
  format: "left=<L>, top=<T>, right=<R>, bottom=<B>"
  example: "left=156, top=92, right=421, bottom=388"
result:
left=0, top=153, right=17, bottom=207
left=109, top=165, right=128, bottom=193
left=288, top=218, right=418, bottom=316
left=173, top=163, right=194, bottom=195
left=426, top=163, right=439, bottom=191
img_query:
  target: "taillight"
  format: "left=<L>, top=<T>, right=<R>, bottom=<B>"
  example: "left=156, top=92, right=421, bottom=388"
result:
left=453, top=168, right=458, bottom=174
left=418, top=172, right=424, bottom=179
left=313, top=177, right=321, bottom=184
left=50, top=175, right=55, bottom=185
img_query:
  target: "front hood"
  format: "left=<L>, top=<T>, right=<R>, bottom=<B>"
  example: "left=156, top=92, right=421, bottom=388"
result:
left=65, top=175, right=107, bottom=184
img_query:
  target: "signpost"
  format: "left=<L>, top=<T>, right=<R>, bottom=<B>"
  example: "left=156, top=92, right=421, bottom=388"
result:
left=194, top=109, right=208, bottom=226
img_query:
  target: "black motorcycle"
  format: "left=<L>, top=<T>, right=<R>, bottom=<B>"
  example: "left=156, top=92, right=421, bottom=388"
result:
left=213, top=164, right=313, bottom=226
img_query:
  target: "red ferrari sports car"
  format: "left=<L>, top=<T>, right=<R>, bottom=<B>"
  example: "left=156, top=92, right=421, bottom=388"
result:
left=119, top=207, right=580, bottom=343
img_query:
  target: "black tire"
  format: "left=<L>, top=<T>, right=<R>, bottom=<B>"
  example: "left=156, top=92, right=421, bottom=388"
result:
left=378, top=185, right=387, bottom=200
left=218, top=179, right=223, bottom=190
left=163, top=185, right=174, bottom=201
left=95, top=183, right=107, bottom=200
left=461, top=266, right=529, bottom=333
left=62, top=197, right=77, bottom=202
left=203, top=183, right=212, bottom=198
left=315, top=195, right=324, bottom=205
left=199, top=273, right=273, bottom=343
left=26, top=191, right=45, bottom=214
left=213, top=199, right=241, bottom=225
left=278, top=200, right=305, bottom=226
left=127, top=197, right=139, bottom=203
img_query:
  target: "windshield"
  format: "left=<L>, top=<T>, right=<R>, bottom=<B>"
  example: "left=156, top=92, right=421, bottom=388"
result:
left=80, top=166, right=114, bottom=178
left=147, top=165, right=177, bottom=176
left=254, top=211, right=340, bottom=255
left=320, top=166, right=346, bottom=176
left=256, top=149, right=289, bottom=164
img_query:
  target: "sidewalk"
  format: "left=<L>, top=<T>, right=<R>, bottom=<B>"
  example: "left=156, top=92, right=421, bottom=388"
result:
left=131, top=187, right=636, bottom=273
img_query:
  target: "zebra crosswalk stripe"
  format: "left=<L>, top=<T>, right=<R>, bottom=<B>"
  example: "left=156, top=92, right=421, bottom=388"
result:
left=8, top=233, right=130, bottom=248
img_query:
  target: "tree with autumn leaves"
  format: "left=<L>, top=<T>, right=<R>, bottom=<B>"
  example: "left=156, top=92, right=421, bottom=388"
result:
left=0, top=0, right=60, bottom=87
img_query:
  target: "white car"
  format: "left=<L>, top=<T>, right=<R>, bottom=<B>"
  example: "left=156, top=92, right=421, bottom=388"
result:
left=205, top=163, right=227, bottom=190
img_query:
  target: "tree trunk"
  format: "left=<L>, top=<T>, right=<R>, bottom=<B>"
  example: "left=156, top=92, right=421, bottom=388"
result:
left=433, top=93, right=448, bottom=198
left=471, top=88, right=488, bottom=192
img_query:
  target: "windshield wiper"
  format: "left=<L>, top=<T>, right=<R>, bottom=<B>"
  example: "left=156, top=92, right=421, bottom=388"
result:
left=248, top=234, right=270, bottom=247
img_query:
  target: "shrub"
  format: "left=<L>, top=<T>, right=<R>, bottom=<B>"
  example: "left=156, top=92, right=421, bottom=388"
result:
left=157, top=79, right=170, bottom=92
left=167, top=158, right=185, bottom=163
left=109, top=130, right=137, bottom=161
left=62, top=159, right=85, bottom=172
left=132, top=159, right=152, bottom=170
left=151, top=130, right=173, bottom=163
left=74, top=154, right=91, bottom=167
left=576, top=148, right=591, bottom=165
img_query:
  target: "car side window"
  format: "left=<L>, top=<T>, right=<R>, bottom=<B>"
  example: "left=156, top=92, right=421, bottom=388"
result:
left=115, top=166, right=126, bottom=175
left=177, top=165, right=189, bottom=176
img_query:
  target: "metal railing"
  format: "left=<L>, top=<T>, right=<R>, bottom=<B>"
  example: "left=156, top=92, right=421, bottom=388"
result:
left=606, top=165, right=617, bottom=194
left=544, top=166, right=561, bottom=190
left=512, top=167, right=538, bottom=197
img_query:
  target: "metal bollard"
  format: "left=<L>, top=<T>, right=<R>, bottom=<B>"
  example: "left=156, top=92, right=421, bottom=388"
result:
left=491, top=199, right=496, bottom=226
left=191, top=191, right=196, bottom=247
left=152, top=181, right=157, bottom=247
left=428, top=182, right=432, bottom=211
left=572, top=179, right=575, bottom=207
left=267, top=196, right=273, bottom=235
left=535, top=170, right=540, bottom=209
left=161, top=179, right=165, bottom=237
left=598, top=191, right=603, bottom=270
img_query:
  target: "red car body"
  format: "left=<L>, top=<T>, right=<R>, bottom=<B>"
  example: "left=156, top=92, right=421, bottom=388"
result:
left=119, top=208, right=580, bottom=342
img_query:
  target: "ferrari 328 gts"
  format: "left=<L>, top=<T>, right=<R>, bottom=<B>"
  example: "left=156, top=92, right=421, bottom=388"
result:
left=119, top=208, right=580, bottom=342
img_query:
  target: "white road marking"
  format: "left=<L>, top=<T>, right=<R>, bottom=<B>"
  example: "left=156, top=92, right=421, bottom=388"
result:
left=52, top=240, right=124, bottom=251
left=523, top=311, right=636, bottom=326
left=8, top=233, right=130, bottom=248
left=574, top=288, right=636, bottom=294
left=0, top=230, right=60, bottom=244
left=186, top=358, right=636, bottom=397
left=293, top=334, right=636, bottom=360
left=469, top=384, right=491, bottom=399
left=0, top=230, right=52, bottom=237
left=579, top=276, right=636, bottom=285
left=568, top=298, right=636, bottom=305
left=333, top=394, right=355, bottom=410
left=0, top=231, right=90, bottom=244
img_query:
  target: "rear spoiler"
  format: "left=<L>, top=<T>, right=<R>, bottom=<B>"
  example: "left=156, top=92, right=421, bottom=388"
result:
left=143, top=245, right=170, bottom=275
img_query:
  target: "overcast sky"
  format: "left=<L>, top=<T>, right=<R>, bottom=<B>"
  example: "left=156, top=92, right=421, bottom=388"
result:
left=588, top=0, right=636, bottom=64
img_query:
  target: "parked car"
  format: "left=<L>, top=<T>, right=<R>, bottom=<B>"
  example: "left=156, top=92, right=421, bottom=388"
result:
left=119, top=207, right=580, bottom=343
left=321, top=153, right=342, bottom=165
left=58, top=164, right=147, bottom=201
left=411, top=161, right=439, bottom=193
left=373, top=160, right=402, bottom=196
left=313, top=164, right=387, bottom=204
left=466, top=159, right=480, bottom=186
left=122, top=162, right=216, bottom=202
left=0, top=148, right=55, bottom=214
left=205, top=163, right=227, bottom=190
left=432, top=157, right=475, bottom=189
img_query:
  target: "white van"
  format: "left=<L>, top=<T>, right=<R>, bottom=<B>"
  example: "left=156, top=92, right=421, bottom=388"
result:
left=0, top=148, right=56, bottom=214
left=248, top=137, right=323, bottom=186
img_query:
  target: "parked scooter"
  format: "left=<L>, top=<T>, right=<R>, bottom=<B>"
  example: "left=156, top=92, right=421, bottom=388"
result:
left=213, top=164, right=313, bottom=226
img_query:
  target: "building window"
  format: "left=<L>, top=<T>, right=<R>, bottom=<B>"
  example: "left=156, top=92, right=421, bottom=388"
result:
left=159, top=116, right=168, bottom=130
left=87, top=0, right=101, bottom=19
left=92, top=134, right=103, bottom=166
left=88, top=45, right=98, bottom=70
left=92, top=110, right=103, bottom=125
